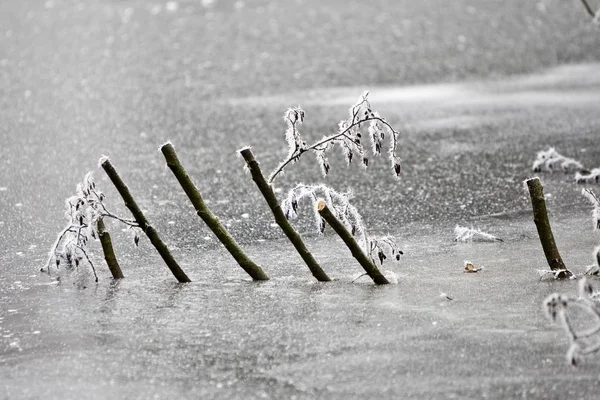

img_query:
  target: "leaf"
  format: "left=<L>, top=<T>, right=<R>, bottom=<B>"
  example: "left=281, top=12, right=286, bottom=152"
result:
left=378, top=250, right=386, bottom=265
left=464, top=261, right=482, bottom=273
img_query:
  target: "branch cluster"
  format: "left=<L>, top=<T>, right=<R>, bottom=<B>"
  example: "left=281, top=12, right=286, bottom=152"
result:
left=531, top=148, right=584, bottom=173
left=531, top=147, right=599, bottom=184
left=544, top=278, right=600, bottom=366
left=281, top=183, right=402, bottom=266
left=44, top=173, right=139, bottom=279
left=268, top=91, right=401, bottom=183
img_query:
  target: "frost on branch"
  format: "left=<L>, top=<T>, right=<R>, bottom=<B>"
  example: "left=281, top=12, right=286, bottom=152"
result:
left=268, top=91, right=402, bottom=183
left=582, top=188, right=600, bottom=231
left=454, top=225, right=502, bottom=242
left=44, top=172, right=140, bottom=280
left=531, top=148, right=584, bottom=173
left=576, top=168, right=600, bottom=184
left=281, top=183, right=403, bottom=266
left=543, top=278, right=600, bottom=366
left=582, top=188, right=600, bottom=275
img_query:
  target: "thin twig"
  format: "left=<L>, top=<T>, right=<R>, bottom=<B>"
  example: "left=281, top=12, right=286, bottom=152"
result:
left=75, top=244, right=98, bottom=282
left=268, top=116, right=398, bottom=184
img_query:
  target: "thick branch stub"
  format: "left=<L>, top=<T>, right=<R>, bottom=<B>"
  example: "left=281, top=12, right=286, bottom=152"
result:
left=239, top=148, right=331, bottom=282
left=97, top=217, right=124, bottom=279
left=526, top=177, right=567, bottom=272
left=100, top=158, right=191, bottom=283
left=160, top=143, right=269, bottom=281
left=317, top=200, right=390, bottom=285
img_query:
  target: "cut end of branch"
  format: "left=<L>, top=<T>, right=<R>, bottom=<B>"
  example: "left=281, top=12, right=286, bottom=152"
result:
left=317, top=199, right=327, bottom=211
left=237, top=146, right=252, bottom=155
left=160, top=141, right=174, bottom=152
left=98, top=155, right=110, bottom=168
left=524, top=176, right=540, bottom=186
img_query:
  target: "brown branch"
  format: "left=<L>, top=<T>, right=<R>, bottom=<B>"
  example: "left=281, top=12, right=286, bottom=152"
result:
left=97, top=217, right=124, bottom=280
left=525, top=177, right=568, bottom=272
left=160, top=143, right=269, bottom=281
left=317, top=200, right=389, bottom=285
left=100, top=157, right=191, bottom=283
left=239, top=148, right=331, bottom=282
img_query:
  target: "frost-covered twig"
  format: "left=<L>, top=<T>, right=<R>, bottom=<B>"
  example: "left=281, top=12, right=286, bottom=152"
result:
left=44, top=172, right=135, bottom=281
left=537, top=269, right=574, bottom=280
left=268, top=92, right=402, bottom=183
left=317, top=200, right=390, bottom=284
left=532, top=148, right=585, bottom=173
left=544, top=278, right=600, bottom=365
left=454, top=225, right=502, bottom=242
left=282, top=183, right=402, bottom=267
left=576, top=168, right=600, bottom=184
left=582, top=188, right=600, bottom=231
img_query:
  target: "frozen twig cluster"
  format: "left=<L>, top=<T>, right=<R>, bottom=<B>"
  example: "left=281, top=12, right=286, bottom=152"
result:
left=575, top=168, right=600, bottom=184
left=531, top=148, right=584, bottom=173
left=268, top=91, right=401, bottom=183
left=531, top=147, right=599, bottom=184
left=454, top=225, right=502, bottom=242
left=44, top=172, right=140, bottom=280
left=281, top=183, right=402, bottom=266
left=544, top=278, right=600, bottom=366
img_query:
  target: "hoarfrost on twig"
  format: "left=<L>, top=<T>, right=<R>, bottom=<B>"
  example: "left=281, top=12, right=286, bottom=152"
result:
left=543, top=278, right=600, bottom=365
left=454, top=225, right=502, bottom=242
left=576, top=168, right=600, bottom=184
left=282, top=183, right=403, bottom=266
left=44, top=172, right=140, bottom=280
left=581, top=188, right=600, bottom=231
left=531, top=148, right=584, bottom=173
left=268, top=92, right=402, bottom=183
